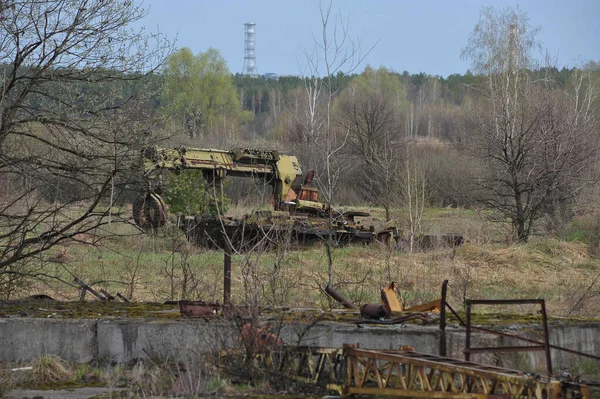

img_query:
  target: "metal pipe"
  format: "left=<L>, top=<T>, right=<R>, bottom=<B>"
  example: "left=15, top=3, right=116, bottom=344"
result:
left=325, top=284, right=357, bottom=309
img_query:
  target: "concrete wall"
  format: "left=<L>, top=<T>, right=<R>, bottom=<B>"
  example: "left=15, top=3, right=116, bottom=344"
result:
left=1, top=317, right=599, bottom=373
left=0, top=318, right=97, bottom=363
left=97, top=319, right=237, bottom=362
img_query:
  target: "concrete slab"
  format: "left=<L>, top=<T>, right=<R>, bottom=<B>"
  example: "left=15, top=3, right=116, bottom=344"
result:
left=0, top=318, right=96, bottom=363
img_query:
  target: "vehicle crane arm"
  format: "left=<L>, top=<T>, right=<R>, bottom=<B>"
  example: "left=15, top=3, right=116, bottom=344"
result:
left=140, top=145, right=303, bottom=208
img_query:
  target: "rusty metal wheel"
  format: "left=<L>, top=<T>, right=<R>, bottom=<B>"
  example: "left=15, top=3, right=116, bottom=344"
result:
left=132, top=193, right=168, bottom=229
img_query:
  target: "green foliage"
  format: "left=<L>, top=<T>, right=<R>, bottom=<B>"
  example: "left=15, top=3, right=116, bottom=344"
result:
left=351, top=66, right=407, bottom=106
left=162, top=47, right=252, bottom=138
left=163, top=170, right=229, bottom=217
left=559, top=220, right=587, bottom=242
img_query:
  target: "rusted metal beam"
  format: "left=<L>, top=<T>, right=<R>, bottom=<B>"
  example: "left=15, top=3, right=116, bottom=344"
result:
left=116, top=293, right=129, bottom=302
left=465, top=301, right=472, bottom=362
left=99, top=289, right=115, bottom=301
left=74, top=277, right=105, bottom=301
left=541, top=299, right=553, bottom=377
left=219, top=344, right=591, bottom=398
left=405, top=299, right=441, bottom=312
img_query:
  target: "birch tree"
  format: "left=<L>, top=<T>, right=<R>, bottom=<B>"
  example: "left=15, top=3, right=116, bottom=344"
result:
left=462, top=6, right=598, bottom=241
left=300, top=1, right=372, bottom=287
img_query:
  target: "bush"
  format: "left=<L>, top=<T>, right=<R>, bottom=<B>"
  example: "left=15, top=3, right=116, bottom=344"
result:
left=31, top=355, right=73, bottom=385
left=163, top=170, right=229, bottom=217
left=587, top=215, right=600, bottom=256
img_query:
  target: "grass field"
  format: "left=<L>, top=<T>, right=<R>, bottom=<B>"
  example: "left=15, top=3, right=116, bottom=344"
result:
left=7, top=205, right=600, bottom=317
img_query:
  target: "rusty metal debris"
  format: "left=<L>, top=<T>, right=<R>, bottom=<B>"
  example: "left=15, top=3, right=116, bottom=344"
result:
left=405, top=298, right=442, bottom=313
left=357, top=281, right=442, bottom=323
left=360, top=303, right=390, bottom=319
left=380, top=281, right=404, bottom=312
left=74, top=277, right=127, bottom=302
left=179, top=301, right=221, bottom=320
left=212, top=278, right=600, bottom=397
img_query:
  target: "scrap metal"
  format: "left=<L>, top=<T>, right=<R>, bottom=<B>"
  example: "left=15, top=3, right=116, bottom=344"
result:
left=380, top=281, right=404, bottom=312
left=234, top=344, right=591, bottom=398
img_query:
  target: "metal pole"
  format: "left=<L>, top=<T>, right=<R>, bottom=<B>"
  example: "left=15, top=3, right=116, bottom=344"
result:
left=223, top=235, right=232, bottom=305
left=465, top=300, right=472, bottom=362
left=541, top=299, right=553, bottom=377
left=439, top=280, right=448, bottom=357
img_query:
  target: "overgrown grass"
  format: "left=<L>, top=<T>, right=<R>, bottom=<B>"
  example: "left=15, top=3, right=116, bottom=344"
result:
left=6, top=206, right=600, bottom=317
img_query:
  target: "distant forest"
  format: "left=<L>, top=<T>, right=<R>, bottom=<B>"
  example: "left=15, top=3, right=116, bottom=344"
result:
left=231, top=66, right=599, bottom=142
left=96, top=60, right=599, bottom=147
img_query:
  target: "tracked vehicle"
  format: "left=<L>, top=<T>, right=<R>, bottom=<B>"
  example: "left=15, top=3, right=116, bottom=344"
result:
left=133, top=146, right=388, bottom=249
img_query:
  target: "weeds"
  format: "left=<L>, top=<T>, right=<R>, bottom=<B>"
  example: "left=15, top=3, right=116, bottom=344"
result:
left=3, top=206, right=600, bottom=317
left=130, top=353, right=218, bottom=397
left=0, top=367, right=13, bottom=397
left=31, top=354, right=73, bottom=384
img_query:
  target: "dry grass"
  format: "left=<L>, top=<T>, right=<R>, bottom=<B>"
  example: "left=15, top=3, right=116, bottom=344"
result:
left=0, top=355, right=228, bottom=396
left=31, top=354, right=74, bottom=384
left=0, top=367, right=13, bottom=396
left=6, top=206, right=600, bottom=317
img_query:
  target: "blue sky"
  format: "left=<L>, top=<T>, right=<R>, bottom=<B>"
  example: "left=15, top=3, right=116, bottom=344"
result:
left=136, top=0, right=600, bottom=77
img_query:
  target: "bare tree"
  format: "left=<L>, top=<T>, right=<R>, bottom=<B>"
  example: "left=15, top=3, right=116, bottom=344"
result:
left=462, top=6, right=598, bottom=241
left=337, top=67, right=405, bottom=222
left=0, top=0, right=169, bottom=288
left=401, top=147, right=428, bottom=252
left=299, top=1, right=372, bottom=287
